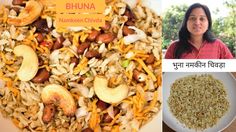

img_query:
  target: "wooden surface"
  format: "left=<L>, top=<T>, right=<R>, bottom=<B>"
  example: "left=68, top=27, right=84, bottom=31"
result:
left=232, top=72, right=236, bottom=78
left=224, top=120, right=236, bottom=132
left=163, top=122, right=175, bottom=132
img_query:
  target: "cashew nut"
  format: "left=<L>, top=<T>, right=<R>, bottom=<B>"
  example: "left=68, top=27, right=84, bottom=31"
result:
left=13, top=45, right=38, bottom=81
left=94, top=76, right=129, bottom=104
left=41, top=84, right=76, bottom=116
left=7, top=0, right=43, bottom=26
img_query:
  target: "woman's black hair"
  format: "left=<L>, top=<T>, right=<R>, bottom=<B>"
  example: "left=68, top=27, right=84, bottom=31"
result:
left=174, top=3, right=216, bottom=58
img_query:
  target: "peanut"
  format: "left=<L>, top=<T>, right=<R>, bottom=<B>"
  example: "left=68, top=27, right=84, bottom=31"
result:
left=31, top=68, right=50, bottom=83
left=145, top=54, right=155, bottom=64
left=125, top=20, right=135, bottom=26
left=101, top=21, right=111, bottom=31
left=96, top=32, right=116, bottom=44
left=96, top=100, right=109, bottom=111
left=12, top=0, right=25, bottom=6
left=70, top=57, right=79, bottom=65
left=87, top=30, right=100, bottom=41
left=52, top=36, right=65, bottom=50
left=42, top=104, right=56, bottom=123
left=124, top=6, right=136, bottom=21
left=124, top=6, right=136, bottom=26
left=123, top=26, right=135, bottom=36
left=77, top=42, right=90, bottom=54
left=33, top=19, right=51, bottom=33
left=85, top=50, right=101, bottom=59
left=82, top=128, right=93, bottom=132
left=102, top=107, right=120, bottom=123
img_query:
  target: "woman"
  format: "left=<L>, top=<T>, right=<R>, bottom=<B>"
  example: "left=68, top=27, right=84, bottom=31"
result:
left=165, top=3, right=233, bottom=59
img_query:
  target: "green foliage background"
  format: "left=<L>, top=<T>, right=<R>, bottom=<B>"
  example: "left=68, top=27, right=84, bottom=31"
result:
left=162, top=0, right=236, bottom=56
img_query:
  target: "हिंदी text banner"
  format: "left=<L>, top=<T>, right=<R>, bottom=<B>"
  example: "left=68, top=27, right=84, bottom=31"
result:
left=162, top=59, right=236, bottom=72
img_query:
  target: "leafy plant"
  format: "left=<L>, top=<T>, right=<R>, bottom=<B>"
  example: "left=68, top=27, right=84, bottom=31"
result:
left=212, top=0, right=236, bottom=56
left=162, top=5, right=188, bottom=49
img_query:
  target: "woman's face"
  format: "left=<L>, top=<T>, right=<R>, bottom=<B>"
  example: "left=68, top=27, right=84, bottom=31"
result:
left=187, top=8, right=209, bottom=37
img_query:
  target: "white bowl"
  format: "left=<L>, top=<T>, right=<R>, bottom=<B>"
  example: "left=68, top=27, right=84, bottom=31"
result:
left=163, top=72, right=236, bottom=132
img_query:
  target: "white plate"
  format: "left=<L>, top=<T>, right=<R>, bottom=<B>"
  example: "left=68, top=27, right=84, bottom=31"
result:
left=163, top=72, right=236, bottom=132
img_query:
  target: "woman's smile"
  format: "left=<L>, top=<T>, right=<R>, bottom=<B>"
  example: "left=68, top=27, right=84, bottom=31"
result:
left=187, top=8, right=208, bottom=36
left=193, top=26, right=202, bottom=31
